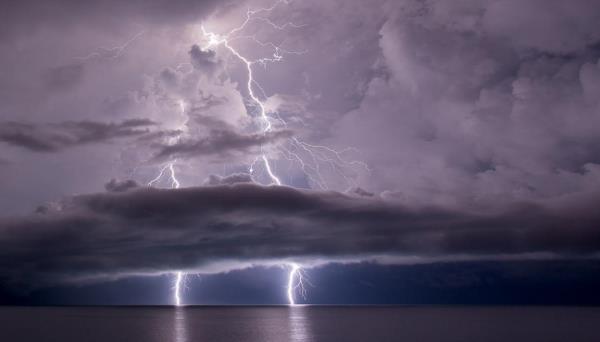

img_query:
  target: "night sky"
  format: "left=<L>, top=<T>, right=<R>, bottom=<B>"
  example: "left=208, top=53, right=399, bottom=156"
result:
left=1, top=0, right=600, bottom=305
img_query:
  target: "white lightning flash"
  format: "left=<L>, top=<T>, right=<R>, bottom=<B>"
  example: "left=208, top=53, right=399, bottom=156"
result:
left=200, top=0, right=306, bottom=186
left=200, top=0, right=368, bottom=190
left=173, top=271, right=184, bottom=306
left=200, top=18, right=286, bottom=185
left=287, top=263, right=309, bottom=306
left=148, top=161, right=181, bottom=189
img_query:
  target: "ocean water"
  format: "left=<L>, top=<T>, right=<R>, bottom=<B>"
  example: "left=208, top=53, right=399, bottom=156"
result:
left=1, top=306, right=599, bottom=342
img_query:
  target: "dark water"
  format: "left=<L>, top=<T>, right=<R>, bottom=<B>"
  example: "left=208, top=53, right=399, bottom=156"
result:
left=1, top=306, right=599, bottom=342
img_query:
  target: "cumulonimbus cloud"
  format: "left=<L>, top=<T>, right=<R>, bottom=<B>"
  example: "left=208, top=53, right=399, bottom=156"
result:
left=1, top=181, right=599, bottom=288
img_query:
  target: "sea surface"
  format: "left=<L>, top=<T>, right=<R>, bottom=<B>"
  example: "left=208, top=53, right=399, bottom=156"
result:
left=1, top=306, right=599, bottom=342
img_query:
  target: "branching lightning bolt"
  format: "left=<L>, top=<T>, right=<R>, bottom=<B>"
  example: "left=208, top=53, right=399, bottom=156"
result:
left=287, top=263, right=310, bottom=306
left=200, top=0, right=368, bottom=190
left=147, top=161, right=181, bottom=189
left=201, top=17, right=286, bottom=185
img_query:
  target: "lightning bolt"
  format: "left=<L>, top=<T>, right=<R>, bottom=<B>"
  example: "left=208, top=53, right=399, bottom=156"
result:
left=287, top=263, right=309, bottom=306
left=200, top=20, right=287, bottom=185
left=147, top=161, right=181, bottom=189
left=173, top=271, right=184, bottom=306
left=200, top=0, right=368, bottom=190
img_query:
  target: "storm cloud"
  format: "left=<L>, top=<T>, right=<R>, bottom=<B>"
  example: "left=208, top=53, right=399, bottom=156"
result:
left=2, top=0, right=600, bottom=300
left=1, top=182, right=599, bottom=288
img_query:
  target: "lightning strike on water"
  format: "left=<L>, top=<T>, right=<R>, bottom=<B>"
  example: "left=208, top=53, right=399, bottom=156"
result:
left=173, top=271, right=184, bottom=306
left=287, top=263, right=309, bottom=306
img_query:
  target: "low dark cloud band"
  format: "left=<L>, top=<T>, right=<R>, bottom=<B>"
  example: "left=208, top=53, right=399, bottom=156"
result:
left=1, top=182, right=599, bottom=288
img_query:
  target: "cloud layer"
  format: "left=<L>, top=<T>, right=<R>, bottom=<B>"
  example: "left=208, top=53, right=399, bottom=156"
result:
left=0, top=119, right=155, bottom=152
left=2, top=182, right=599, bottom=288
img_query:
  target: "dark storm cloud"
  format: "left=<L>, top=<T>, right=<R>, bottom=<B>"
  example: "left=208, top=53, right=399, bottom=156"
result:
left=153, top=129, right=293, bottom=160
left=204, top=173, right=254, bottom=186
left=0, top=183, right=599, bottom=287
left=104, top=179, right=141, bottom=192
left=0, top=119, right=155, bottom=152
left=347, top=187, right=375, bottom=197
left=189, top=44, right=221, bottom=76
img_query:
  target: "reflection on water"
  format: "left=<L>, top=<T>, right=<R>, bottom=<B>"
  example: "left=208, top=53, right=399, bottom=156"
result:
left=174, top=307, right=188, bottom=342
left=288, top=306, right=313, bottom=342
left=178, top=306, right=308, bottom=342
left=172, top=306, right=313, bottom=342
left=3, top=307, right=599, bottom=342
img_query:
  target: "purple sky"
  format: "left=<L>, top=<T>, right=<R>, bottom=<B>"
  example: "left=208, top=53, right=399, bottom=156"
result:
left=1, top=0, right=600, bottom=292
